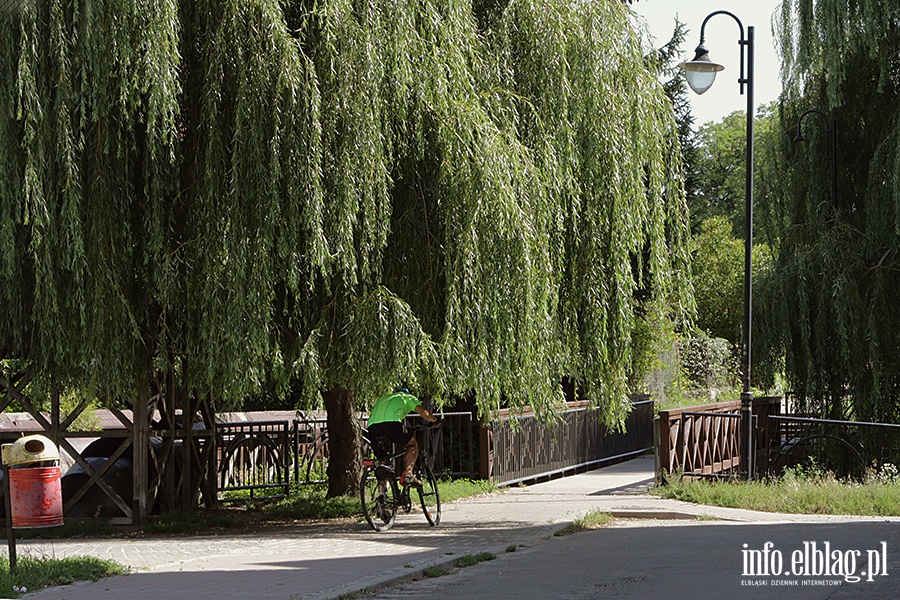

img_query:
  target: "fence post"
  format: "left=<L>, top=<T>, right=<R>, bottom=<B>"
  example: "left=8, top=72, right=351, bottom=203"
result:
left=653, top=417, right=661, bottom=483
left=740, top=391, right=754, bottom=480
left=478, top=423, right=493, bottom=481
left=133, top=382, right=150, bottom=522
left=657, top=410, right=671, bottom=478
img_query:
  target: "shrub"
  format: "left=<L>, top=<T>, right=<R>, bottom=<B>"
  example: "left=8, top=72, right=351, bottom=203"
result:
left=681, top=334, right=739, bottom=391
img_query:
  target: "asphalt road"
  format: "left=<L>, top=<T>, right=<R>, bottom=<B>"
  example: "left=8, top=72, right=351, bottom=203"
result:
left=361, top=520, right=900, bottom=600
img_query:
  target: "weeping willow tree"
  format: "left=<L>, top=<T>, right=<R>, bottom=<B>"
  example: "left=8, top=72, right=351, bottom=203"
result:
left=287, top=0, right=692, bottom=493
left=1, top=0, right=691, bottom=498
left=763, top=1, right=900, bottom=420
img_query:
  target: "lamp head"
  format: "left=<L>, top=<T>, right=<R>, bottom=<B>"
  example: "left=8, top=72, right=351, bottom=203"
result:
left=680, top=43, right=725, bottom=95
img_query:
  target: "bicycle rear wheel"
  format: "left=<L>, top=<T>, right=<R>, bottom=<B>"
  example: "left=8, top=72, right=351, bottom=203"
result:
left=360, top=464, right=398, bottom=531
left=416, top=464, right=441, bottom=526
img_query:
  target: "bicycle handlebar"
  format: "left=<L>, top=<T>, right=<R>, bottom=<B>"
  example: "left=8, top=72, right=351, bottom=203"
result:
left=407, top=416, right=442, bottom=430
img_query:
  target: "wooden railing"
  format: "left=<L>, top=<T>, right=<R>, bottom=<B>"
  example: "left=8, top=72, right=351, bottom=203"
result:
left=1, top=395, right=658, bottom=517
left=656, top=396, right=781, bottom=479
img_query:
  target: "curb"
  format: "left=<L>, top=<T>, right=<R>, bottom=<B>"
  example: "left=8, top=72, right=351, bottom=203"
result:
left=607, top=509, right=719, bottom=521
left=316, top=540, right=549, bottom=600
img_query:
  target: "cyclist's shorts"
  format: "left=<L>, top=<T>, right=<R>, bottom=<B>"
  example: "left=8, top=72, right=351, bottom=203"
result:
left=367, top=421, right=414, bottom=459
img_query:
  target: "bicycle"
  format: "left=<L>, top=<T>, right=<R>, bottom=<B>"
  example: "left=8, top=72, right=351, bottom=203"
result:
left=359, top=420, right=442, bottom=531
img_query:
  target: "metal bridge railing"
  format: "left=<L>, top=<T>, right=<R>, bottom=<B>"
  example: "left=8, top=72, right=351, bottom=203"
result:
left=484, top=397, right=655, bottom=487
left=216, top=420, right=291, bottom=501
left=767, top=415, right=900, bottom=479
left=656, top=396, right=781, bottom=480
left=215, top=399, right=657, bottom=498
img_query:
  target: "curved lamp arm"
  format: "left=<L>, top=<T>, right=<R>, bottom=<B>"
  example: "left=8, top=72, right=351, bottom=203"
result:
left=696, top=10, right=748, bottom=94
left=682, top=11, right=750, bottom=95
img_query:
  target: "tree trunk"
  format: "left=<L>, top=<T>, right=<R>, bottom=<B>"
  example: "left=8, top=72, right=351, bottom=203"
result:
left=323, top=386, right=361, bottom=498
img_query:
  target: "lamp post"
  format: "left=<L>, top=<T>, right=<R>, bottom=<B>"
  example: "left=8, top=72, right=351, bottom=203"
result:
left=795, top=109, right=837, bottom=209
left=681, top=11, right=755, bottom=480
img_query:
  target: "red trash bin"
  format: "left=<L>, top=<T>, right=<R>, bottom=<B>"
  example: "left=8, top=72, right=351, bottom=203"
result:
left=8, top=465, right=63, bottom=528
left=2, top=435, right=64, bottom=528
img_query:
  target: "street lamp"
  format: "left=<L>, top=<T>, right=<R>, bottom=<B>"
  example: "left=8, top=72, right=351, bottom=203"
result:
left=795, top=109, right=837, bottom=209
left=681, top=11, right=756, bottom=480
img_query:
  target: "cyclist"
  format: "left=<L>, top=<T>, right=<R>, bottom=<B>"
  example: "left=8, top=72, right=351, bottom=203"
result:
left=367, top=386, right=440, bottom=486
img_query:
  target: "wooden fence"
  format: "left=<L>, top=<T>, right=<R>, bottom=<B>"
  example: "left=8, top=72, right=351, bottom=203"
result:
left=0, top=367, right=216, bottom=525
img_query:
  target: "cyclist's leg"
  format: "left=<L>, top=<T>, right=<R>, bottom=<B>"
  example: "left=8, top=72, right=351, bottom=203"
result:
left=370, top=421, right=418, bottom=480
left=402, top=437, right=419, bottom=483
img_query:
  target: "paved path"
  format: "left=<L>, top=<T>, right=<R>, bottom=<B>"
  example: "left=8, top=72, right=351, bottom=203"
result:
left=11, top=455, right=900, bottom=599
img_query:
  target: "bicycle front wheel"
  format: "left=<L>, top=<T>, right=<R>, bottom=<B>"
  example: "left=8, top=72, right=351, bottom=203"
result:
left=416, top=465, right=441, bottom=526
left=360, top=465, right=398, bottom=532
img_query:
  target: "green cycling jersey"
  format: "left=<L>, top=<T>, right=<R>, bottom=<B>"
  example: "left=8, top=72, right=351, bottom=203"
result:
left=367, top=392, right=421, bottom=426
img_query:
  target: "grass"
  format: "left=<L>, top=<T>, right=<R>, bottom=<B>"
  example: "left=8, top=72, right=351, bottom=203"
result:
left=454, top=552, right=495, bottom=568
left=553, top=509, right=613, bottom=536
left=453, top=555, right=478, bottom=568
left=260, top=485, right=363, bottom=522
left=263, top=477, right=494, bottom=522
left=654, top=467, right=900, bottom=516
left=204, top=477, right=493, bottom=528
left=423, top=551, right=496, bottom=580
left=142, top=509, right=260, bottom=535
left=436, top=478, right=497, bottom=504
left=423, top=566, right=452, bottom=578
left=0, top=555, right=129, bottom=597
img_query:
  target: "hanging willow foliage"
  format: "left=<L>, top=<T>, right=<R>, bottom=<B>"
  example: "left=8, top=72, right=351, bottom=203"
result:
left=177, top=0, right=325, bottom=401
left=488, top=0, right=692, bottom=424
left=294, top=0, right=564, bottom=418
left=766, top=1, right=900, bottom=420
left=1, top=0, right=181, bottom=392
left=2, top=0, right=690, bottom=426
